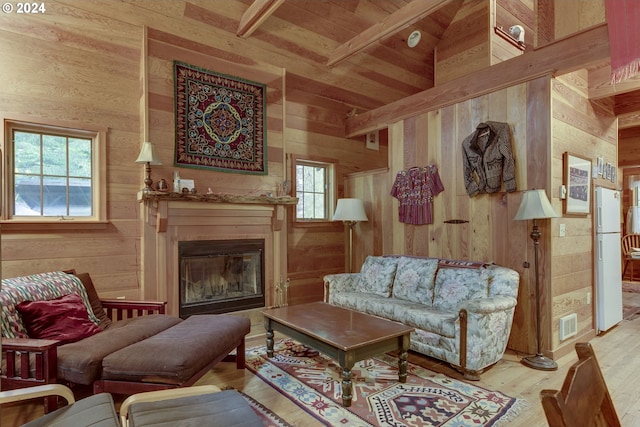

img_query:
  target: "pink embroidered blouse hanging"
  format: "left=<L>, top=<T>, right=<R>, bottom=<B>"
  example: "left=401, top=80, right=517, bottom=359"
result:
left=390, top=165, right=444, bottom=225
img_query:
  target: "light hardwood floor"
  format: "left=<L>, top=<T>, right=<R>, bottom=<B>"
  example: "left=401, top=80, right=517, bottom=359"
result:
left=3, top=312, right=640, bottom=426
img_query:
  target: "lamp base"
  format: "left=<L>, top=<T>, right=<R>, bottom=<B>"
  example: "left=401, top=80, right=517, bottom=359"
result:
left=521, top=353, right=558, bottom=371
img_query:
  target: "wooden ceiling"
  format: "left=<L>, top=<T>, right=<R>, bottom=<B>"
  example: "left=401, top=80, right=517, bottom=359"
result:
left=213, top=0, right=640, bottom=132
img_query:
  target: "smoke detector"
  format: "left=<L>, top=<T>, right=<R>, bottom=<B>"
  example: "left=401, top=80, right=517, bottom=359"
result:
left=407, top=30, right=421, bottom=48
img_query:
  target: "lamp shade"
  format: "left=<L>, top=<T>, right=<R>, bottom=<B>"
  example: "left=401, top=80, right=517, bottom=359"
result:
left=514, top=189, right=559, bottom=221
left=135, top=141, right=162, bottom=165
left=332, top=198, right=368, bottom=222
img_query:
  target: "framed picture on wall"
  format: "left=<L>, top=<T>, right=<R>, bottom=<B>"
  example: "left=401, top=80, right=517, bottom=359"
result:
left=597, top=157, right=604, bottom=176
left=564, top=152, right=591, bottom=215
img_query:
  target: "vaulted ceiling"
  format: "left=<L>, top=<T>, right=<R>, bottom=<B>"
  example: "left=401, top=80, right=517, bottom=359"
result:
left=226, top=0, right=640, bottom=133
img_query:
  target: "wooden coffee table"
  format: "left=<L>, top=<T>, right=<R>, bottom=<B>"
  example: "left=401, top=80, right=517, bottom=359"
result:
left=262, top=301, right=414, bottom=407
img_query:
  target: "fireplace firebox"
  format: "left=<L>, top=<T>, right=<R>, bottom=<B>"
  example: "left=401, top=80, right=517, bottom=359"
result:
left=178, top=239, right=265, bottom=318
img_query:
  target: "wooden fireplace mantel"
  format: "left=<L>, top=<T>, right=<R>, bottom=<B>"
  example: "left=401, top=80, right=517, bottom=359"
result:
left=140, top=191, right=298, bottom=206
left=140, top=192, right=298, bottom=233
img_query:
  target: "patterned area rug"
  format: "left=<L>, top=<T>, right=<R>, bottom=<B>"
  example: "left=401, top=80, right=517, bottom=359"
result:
left=246, top=339, right=526, bottom=427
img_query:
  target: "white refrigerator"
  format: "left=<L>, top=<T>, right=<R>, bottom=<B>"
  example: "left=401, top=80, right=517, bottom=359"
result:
left=595, top=187, right=623, bottom=333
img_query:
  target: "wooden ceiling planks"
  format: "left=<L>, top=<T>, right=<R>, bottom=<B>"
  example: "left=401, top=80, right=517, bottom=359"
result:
left=326, top=0, right=454, bottom=66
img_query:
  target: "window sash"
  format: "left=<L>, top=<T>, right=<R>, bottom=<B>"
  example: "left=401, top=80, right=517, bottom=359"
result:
left=3, top=119, right=106, bottom=225
left=295, top=161, right=330, bottom=221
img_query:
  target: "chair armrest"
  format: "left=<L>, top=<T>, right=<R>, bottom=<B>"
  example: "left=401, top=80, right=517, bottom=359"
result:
left=0, top=384, right=75, bottom=406
left=100, top=299, right=167, bottom=320
left=119, top=385, right=221, bottom=427
left=459, top=296, right=517, bottom=314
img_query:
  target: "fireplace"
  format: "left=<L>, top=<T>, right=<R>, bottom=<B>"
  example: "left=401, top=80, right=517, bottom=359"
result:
left=178, top=239, right=265, bottom=318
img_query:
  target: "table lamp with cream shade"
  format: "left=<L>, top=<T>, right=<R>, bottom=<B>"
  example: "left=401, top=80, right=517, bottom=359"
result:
left=513, top=189, right=560, bottom=371
left=333, top=198, right=368, bottom=273
left=135, top=141, right=162, bottom=193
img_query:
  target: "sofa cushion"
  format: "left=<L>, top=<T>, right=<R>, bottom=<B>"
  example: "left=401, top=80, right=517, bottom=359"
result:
left=1, top=271, right=100, bottom=339
left=57, top=314, right=182, bottom=385
left=397, top=305, right=458, bottom=338
left=356, top=256, right=398, bottom=297
left=102, top=314, right=250, bottom=384
left=392, top=257, right=438, bottom=305
left=74, top=272, right=112, bottom=329
left=17, top=294, right=103, bottom=345
left=432, top=267, right=490, bottom=311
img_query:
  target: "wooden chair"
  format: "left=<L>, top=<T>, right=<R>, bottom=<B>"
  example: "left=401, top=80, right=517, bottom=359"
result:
left=541, top=342, right=621, bottom=427
left=622, top=234, right=640, bottom=280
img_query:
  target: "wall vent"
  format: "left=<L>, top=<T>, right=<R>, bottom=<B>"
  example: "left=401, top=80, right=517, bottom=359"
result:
left=559, top=313, right=578, bottom=340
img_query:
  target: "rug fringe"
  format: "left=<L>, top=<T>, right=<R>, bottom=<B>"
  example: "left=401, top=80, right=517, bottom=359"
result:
left=494, top=396, right=530, bottom=426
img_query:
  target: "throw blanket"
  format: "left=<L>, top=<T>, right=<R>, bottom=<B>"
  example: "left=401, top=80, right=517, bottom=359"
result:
left=605, top=0, right=640, bottom=83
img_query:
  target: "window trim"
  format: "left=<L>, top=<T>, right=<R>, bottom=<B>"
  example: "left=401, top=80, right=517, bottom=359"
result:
left=292, top=155, right=336, bottom=224
left=1, top=117, right=108, bottom=229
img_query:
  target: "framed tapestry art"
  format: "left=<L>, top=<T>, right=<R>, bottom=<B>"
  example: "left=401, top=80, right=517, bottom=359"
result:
left=563, top=152, right=591, bottom=215
left=174, top=61, right=267, bottom=174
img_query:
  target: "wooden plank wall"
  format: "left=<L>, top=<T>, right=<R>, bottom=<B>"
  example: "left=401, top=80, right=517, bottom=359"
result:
left=346, top=77, right=550, bottom=353
left=550, top=70, right=617, bottom=358
left=286, top=90, right=388, bottom=305
left=0, top=2, right=143, bottom=297
left=435, top=0, right=490, bottom=86
left=346, top=71, right=617, bottom=357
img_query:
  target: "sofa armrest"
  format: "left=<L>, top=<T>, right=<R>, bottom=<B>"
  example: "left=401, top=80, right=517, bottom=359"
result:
left=459, top=296, right=517, bottom=314
left=458, top=296, right=517, bottom=374
left=100, top=299, right=167, bottom=320
left=323, top=273, right=361, bottom=302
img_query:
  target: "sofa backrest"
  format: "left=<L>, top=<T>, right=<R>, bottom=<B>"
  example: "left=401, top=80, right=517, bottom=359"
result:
left=391, top=256, right=439, bottom=306
left=0, top=271, right=100, bottom=338
left=355, top=256, right=399, bottom=297
left=432, top=264, right=519, bottom=311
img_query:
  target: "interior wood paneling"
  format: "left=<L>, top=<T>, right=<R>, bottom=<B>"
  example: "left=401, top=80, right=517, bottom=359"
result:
left=346, top=78, right=548, bottom=353
left=550, top=70, right=617, bottom=358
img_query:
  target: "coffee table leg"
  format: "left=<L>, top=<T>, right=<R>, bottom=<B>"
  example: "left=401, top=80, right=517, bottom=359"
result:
left=342, top=364, right=354, bottom=407
left=265, top=319, right=275, bottom=357
left=398, top=333, right=409, bottom=383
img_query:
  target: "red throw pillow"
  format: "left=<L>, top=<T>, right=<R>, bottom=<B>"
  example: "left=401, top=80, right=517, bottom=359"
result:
left=17, top=294, right=103, bottom=345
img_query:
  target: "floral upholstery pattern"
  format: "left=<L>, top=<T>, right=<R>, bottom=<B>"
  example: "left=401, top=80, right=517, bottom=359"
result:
left=324, top=256, right=519, bottom=379
left=433, top=267, right=489, bottom=311
left=391, top=256, right=438, bottom=305
left=356, top=256, right=398, bottom=297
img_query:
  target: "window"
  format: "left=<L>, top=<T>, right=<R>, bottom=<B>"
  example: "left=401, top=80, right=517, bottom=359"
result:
left=2, top=119, right=107, bottom=225
left=295, top=159, right=334, bottom=221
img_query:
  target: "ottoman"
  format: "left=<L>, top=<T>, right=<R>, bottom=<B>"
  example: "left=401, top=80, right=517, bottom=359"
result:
left=100, top=314, right=250, bottom=386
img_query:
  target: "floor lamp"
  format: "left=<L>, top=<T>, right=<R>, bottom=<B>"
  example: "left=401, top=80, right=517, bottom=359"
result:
left=333, top=198, right=368, bottom=273
left=514, top=189, right=560, bottom=371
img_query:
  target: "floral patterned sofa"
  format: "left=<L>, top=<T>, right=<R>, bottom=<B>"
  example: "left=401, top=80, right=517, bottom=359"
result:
left=323, top=255, right=520, bottom=380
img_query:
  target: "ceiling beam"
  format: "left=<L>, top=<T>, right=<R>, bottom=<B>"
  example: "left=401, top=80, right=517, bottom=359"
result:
left=237, top=0, right=285, bottom=38
left=327, top=0, right=453, bottom=67
left=345, top=24, right=611, bottom=137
